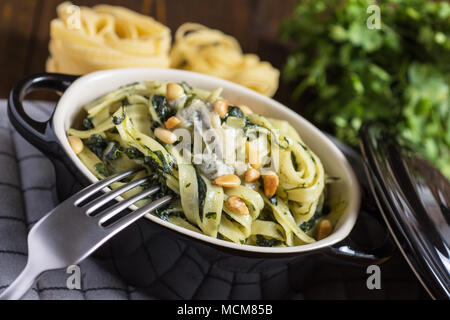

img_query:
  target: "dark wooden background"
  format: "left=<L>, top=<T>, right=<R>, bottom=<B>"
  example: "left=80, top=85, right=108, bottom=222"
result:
left=0, top=0, right=298, bottom=101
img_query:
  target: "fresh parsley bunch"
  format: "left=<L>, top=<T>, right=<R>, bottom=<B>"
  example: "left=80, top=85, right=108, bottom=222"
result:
left=280, top=0, right=450, bottom=178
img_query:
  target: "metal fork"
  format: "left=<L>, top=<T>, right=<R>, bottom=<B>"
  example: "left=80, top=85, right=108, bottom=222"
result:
left=0, top=167, right=171, bottom=300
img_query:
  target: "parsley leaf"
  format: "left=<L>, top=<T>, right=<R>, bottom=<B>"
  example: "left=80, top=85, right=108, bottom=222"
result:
left=281, top=0, right=450, bottom=178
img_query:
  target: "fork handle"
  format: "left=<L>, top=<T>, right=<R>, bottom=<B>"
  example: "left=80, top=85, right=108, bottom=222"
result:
left=0, top=262, right=43, bottom=300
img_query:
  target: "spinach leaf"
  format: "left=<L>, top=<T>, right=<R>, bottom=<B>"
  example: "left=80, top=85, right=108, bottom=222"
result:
left=151, top=120, right=160, bottom=128
left=121, top=97, right=130, bottom=106
left=300, top=204, right=330, bottom=232
left=243, top=117, right=259, bottom=134
left=179, top=81, right=193, bottom=94
left=256, top=235, right=281, bottom=247
left=184, top=94, right=197, bottom=108
left=124, top=147, right=144, bottom=159
left=205, top=212, right=217, bottom=219
left=103, top=141, right=121, bottom=161
left=153, top=207, right=183, bottom=221
left=196, top=174, right=207, bottom=222
left=222, top=106, right=244, bottom=122
left=85, top=134, right=108, bottom=159
left=144, top=150, right=172, bottom=175
left=112, top=108, right=125, bottom=125
left=82, top=117, right=94, bottom=130
left=94, top=162, right=108, bottom=176
left=152, top=94, right=175, bottom=122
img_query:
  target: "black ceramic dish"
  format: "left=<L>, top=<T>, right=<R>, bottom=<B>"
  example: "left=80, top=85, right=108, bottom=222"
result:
left=8, top=71, right=395, bottom=264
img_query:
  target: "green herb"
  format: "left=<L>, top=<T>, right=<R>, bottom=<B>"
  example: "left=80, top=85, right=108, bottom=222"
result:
left=223, top=212, right=234, bottom=222
left=124, top=147, right=144, bottom=159
left=256, top=235, right=281, bottom=247
left=144, top=150, right=172, bottom=175
left=179, top=81, right=193, bottom=94
left=112, top=108, right=125, bottom=125
left=243, top=117, right=259, bottom=133
left=221, top=106, right=244, bottom=122
left=152, top=94, right=175, bottom=122
left=283, top=136, right=292, bottom=146
left=300, top=204, right=330, bottom=232
left=205, top=212, right=217, bottom=219
left=184, top=94, right=197, bottom=108
left=281, top=0, right=450, bottom=178
left=112, top=116, right=122, bottom=125
left=299, top=220, right=314, bottom=233
left=291, top=151, right=298, bottom=170
left=82, top=117, right=94, bottom=130
left=94, top=162, right=108, bottom=176
left=85, top=134, right=108, bottom=158
left=197, top=174, right=207, bottom=221
left=153, top=206, right=183, bottom=221
left=103, top=141, right=121, bottom=160
left=298, top=142, right=307, bottom=151
left=122, top=97, right=130, bottom=106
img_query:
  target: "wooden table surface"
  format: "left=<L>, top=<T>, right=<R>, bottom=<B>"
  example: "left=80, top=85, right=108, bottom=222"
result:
left=0, top=0, right=298, bottom=106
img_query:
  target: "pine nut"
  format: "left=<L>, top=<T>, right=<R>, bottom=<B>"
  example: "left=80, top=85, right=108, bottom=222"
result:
left=239, top=105, right=253, bottom=115
left=226, top=196, right=249, bottom=215
left=244, top=168, right=260, bottom=182
left=213, top=99, right=229, bottom=118
left=316, top=219, right=333, bottom=240
left=212, top=174, right=241, bottom=188
left=166, top=82, right=184, bottom=101
left=165, top=116, right=181, bottom=129
left=68, top=135, right=83, bottom=155
left=263, top=171, right=279, bottom=198
left=246, top=141, right=261, bottom=169
left=154, top=127, right=178, bottom=144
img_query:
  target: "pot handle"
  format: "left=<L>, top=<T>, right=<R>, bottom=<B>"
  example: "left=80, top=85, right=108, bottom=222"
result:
left=8, top=73, right=78, bottom=158
left=324, top=203, right=396, bottom=265
left=325, top=234, right=396, bottom=265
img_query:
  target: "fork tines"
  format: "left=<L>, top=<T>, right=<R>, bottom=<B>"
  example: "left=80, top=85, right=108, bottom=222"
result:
left=71, top=167, right=171, bottom=227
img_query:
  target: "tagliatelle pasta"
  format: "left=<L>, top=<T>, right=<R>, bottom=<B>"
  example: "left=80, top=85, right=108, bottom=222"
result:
left=46, top=2, right=171, bottom=74
left=46, top=3, right=280, bottom=97
left=68, top=80, right=339, bottom=247
left=170, top=23, right=280, bottom=97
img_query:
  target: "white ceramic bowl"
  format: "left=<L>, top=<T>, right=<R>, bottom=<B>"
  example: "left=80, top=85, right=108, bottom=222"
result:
left=42, top=68, right=361, bottom=254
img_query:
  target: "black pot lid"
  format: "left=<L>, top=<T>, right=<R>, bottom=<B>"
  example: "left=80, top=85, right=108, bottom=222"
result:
left=359, top=122, right=450, bottom=300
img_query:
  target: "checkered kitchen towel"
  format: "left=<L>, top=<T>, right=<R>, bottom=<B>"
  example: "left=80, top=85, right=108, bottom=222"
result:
left=0, top=100, right=428, bottom=300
